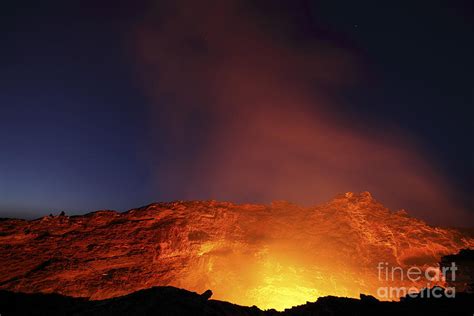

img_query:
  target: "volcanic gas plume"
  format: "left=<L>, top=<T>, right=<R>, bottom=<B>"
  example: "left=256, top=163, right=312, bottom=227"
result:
left=1, top=193, right=473, bottom=310
left=133, top=0, right=472, bottom=226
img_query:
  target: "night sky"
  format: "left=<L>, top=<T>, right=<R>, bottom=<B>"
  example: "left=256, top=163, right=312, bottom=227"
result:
left=0, top=1, right=472, bottom=225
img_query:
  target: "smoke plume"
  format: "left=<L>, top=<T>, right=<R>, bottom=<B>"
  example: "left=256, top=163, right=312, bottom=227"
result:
left=133, top=0, right=471, bottom=225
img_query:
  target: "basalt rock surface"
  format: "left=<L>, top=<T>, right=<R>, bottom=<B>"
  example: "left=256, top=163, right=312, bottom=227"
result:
left=0, top=192, right=473, bottom=310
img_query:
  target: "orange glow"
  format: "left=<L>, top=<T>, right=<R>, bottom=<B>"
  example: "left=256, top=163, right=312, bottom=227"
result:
left=160, top=195, right=472, bottom=310
left=185, top=244, right=360, bottom=310
left=0, top=195, right=472, bottom=311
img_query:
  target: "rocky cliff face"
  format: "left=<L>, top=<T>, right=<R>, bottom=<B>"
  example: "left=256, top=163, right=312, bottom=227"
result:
left=0, top=192, right=472, bottom=310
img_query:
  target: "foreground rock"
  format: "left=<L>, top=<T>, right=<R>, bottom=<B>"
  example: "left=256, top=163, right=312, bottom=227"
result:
left=1, top=286, right=472, bottom=316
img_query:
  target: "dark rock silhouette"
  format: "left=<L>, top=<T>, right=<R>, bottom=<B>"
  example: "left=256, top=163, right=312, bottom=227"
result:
left=441, top=249, right=474, bottom=293
left=0, top=286, right=473, bottom=316
left=0, top=287, right=265, bottom=316
left=359, top=293, right=378, bottom=303
left=201, top=289, right=213, bottom=300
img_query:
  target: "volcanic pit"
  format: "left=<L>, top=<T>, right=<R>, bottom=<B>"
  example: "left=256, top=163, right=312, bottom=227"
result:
left=0, top=192, right=472, bottom=310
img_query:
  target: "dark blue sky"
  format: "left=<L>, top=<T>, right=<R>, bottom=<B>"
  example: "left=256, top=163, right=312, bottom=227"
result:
left=0, top=1, right=472, bottom=222
left=1, top=2, right=155, bottom=216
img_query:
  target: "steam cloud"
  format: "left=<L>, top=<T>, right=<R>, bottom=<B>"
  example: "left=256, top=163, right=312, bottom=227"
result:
left=133, top=0, right=471, bottom=225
